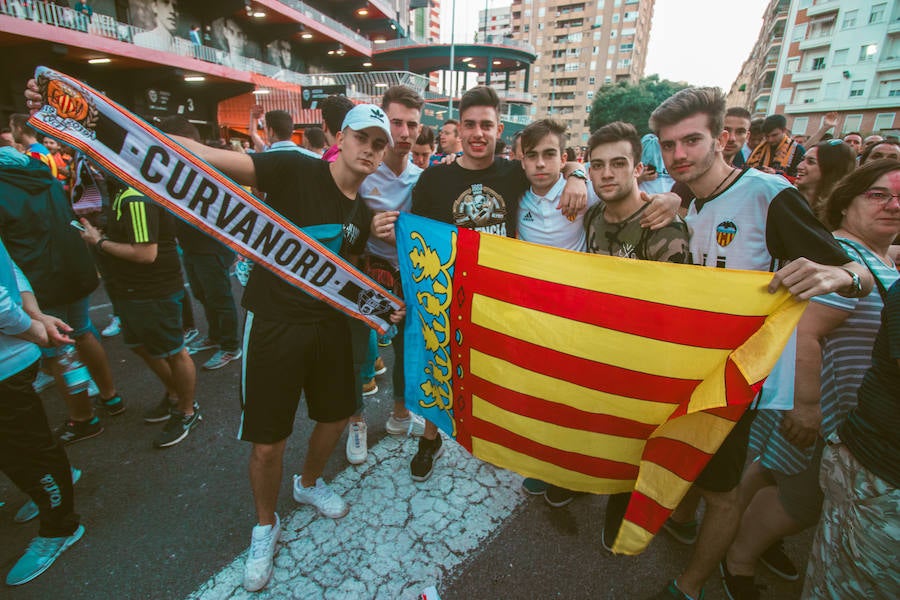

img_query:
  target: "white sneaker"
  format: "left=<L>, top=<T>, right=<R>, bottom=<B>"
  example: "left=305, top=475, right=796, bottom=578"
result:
left=345, top=421, right=368, bottom=465
left=293, top=476, right=348, bottom=518
left=101, top=316, right=120, bottom=338
left=242, top=513, right=280, bottom=592
left=385, top=413, right=426, bottom=437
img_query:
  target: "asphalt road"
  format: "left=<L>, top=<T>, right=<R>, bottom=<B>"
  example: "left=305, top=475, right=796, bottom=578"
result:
left=1, top=284, right=811, bottom=599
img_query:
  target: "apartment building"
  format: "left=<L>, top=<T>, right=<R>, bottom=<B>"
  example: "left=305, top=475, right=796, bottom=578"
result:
left=728, top=0, right=899, bottom=137
left=507, top=0, right=655, bottom=145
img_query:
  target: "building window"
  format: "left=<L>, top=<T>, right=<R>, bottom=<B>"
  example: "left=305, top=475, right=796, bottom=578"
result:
left=886, top=79, right=900, bottom=97
left=538, top=7, right=545, bottom=17
left=849, top=80, right=866, bottom=97
left=797, top=87, right=816, bottom=103
left=609, top=44, right=617, bottom=54
left=624, top=11, right=637, bottom=21
left=589, top=76, right=595, bottom=85
left=874, top=113, right=895, bottom=131
left=586, top=91, right=594, bottom=99
left=824, top=82, right=841, bottom=100
left=613, top=14, right=620, bottom=23
left=620, top=43, right=633, bottom=52
left=597, top=0, right=604, bottom=8
left=778, top=88, right=794, bottom=105
left=792, top=23, right=807, bottom=42
left=812, top=57, right=826, bottom=70
left=859, top=44, right=878, bottom=62
left=606, top=59, right=612, bottom=69
left=593, top=30, right=602, bottom=40
left=792, top=117, right=809, bottom=135
left=869, top=3, right=886, bottom=24
left=787, top=58, right=800, bottom=73
left=841, top=9, right=857, bottom=29
left=832, top=48, right=849, bottom=66
left=604, top=75, right=612, bottom=83
left=843, top=114, right=863, bottom=133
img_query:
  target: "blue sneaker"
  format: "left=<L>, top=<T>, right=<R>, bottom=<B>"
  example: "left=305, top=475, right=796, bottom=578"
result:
left=6, top=524, right=85, bottom=586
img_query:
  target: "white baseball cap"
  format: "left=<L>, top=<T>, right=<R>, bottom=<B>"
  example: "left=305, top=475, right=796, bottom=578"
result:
left=341, top=104, right=393, bottom=146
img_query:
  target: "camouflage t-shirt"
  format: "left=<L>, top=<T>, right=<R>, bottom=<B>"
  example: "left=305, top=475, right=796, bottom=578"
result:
left=584, top=202, right=689, bottom=263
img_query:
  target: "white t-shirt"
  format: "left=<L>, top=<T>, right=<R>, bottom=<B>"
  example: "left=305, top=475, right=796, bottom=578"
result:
left=517, top=175, right=598, bottom=251
left=360, top=161, right=423, bottom=266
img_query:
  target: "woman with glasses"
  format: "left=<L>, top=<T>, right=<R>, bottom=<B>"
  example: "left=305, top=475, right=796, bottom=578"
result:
left=720, top=160, right=900, bottom=598
left=795, top=139, right=856, bottom=220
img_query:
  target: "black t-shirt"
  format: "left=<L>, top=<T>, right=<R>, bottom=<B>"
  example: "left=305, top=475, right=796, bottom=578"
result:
left=176, top=219, right=235, bottom=258
left=242, top=152, right=372, bottom=323
left=411, top=158, right=529, bottom=238
left=101, top=187, right=183, bottom=299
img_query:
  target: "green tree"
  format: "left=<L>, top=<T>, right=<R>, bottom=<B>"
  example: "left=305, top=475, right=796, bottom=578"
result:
left=588, top=75, right=690, bottom=136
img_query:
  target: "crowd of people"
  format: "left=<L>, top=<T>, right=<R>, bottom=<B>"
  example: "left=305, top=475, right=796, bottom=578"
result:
left=2, top=78, right=898, bottom=599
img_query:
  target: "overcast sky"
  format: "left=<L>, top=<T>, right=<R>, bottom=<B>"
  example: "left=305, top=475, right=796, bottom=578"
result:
left=442, top=0, right=771, bottom=91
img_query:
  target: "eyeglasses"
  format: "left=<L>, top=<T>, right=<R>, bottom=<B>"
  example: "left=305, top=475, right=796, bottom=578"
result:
left=863, top=189, right=900, bottom=204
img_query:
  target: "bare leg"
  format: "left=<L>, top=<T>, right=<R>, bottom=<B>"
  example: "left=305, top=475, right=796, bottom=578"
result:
left=422, top=419, right=438, bottom=441
left=676, top=488, right=742, bottom=598
left=47, top=357, right=93, bottom=421
left=74, top=333, right=116, bottom=399
left=300, top=419, right=349, bottom=487
left=132, top=346, right=177, bottom=397
left=249, top=440, right=285, bottom=526
left=726, top=486, right=805, bottom=576
left=671, top=486, right=702, bottom=523
left=735, top=460, right=774, bottom=513
left=392, top=400, right=410, bottom=420
left=164, top=349, right=196, bottom=414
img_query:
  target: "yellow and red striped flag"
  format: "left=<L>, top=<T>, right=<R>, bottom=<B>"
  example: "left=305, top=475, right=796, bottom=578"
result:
left=397, top=214, right=805, bottom=554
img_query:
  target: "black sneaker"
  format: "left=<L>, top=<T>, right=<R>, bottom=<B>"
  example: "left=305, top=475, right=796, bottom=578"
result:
left=720, top=560, right=762, bottom=600
left=410, top=435, right=443, bottom=481
left=55, top=417, right=104, bottom=445
left=759, top=540, right=799, bottom=581
left=143, top=394, right=175, bottom=424
left=544, top=485, right=581, bottom=508
left=95, top=394, right=125, bottom=416
left=153, top=408, right=201, bottom=448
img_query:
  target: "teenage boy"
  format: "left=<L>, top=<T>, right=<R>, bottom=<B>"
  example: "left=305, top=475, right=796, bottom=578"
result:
left=348, top=85, right=430, bottom=466
left=645, top=86, right=871, bottom=600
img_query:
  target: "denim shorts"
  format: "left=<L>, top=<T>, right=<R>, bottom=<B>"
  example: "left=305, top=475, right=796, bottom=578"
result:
left=41, top=295, right=98, bottom=358
left=117, top=290, right=185, bottom=358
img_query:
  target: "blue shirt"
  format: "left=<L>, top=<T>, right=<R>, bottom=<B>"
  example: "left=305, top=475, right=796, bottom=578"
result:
left=0, top=237, right=40, bottom=382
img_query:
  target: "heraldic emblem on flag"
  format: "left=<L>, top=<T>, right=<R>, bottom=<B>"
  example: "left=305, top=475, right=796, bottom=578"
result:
left=396, top=214, right=805, bottom=555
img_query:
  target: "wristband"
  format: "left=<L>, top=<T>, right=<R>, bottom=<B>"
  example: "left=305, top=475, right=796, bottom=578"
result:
left=96, top=237, right=109, bottom=253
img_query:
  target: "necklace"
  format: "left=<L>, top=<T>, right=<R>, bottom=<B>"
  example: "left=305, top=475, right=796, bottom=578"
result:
left=699, top=168, right=738, bottom=201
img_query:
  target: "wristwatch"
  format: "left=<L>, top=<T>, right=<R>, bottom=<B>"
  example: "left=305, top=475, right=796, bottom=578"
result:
left=96, top=237, right=109, bottom=253
left=567, top=168, right=587, bottom=181
left=839, top=266, right=863, bottom=297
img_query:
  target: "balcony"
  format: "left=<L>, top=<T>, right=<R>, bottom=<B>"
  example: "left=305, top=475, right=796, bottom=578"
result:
left=876, top=57, right=900, bottom=72
left=754, top=86, right=772, bottom=102
left=790, top=69, right=826, bottom=83
left=807, top=0, right=840, bottom=17
left=274, top=0, right=370, bottom=49
left=889, top=20, right=900, bottom=35
left=799, top=32, right=833, bottom=51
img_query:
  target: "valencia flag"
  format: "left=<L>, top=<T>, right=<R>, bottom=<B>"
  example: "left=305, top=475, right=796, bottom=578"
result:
left=396, top=214, right=805, bottom=554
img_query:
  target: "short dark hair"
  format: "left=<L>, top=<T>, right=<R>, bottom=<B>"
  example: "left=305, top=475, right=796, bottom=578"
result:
left=443, top=119, right=458, bottom=128
left=586, top=121, right=642, bottom=164
left=749, top=118, right=765, bottom=134
left=649, top=87, right=725, bottom=138
left=305, top=126, right=325, bottom=150
left=158, top=115, right=201, bottom=142
left=860, top=141, right=900, bottom=165
left=459, top=86, right=499, bottom=118
left=762, top=114, right=787, bottom=133
left=520, top=119, right=567, bottom=155
left=265, top=110, right=294, bottom=141
left=725, top=107, right=751, bottom=121
left=9, top=113, right=38, bottom=138
left=843, top=131, right=862, bottom=139
left=415, top=126, right=435, bottom=148
left=381, top=85, right=424, bottom=112
left=822, top=159, right=900, bottom=230
left=320, top=94, right=354, bottom=135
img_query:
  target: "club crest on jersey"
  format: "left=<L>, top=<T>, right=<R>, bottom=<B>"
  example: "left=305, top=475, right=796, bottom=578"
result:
left=716, top=220, right=737, bottom=247
left=36, top=73, right=99, bottom=138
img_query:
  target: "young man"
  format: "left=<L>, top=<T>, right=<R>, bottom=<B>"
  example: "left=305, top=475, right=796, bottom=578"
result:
left=320, top=94, right=356, bottom=162
left=303, top=126, right=326, bottom=157
left=78, top=182, right=198, bottom=449
left=9, top=114, right=57, bottom=178
left=346, top=86, right=430, bottom=465
left=745, top=113, right=805, bottom=180
left=0, top=237, right=83, bottom=587
left=842, top=131, right=863, bottom=155
left=723, top=107, right=752, bottom=168
left=376, top=85, right=589, bottom=481
left=249, top=107, right=319, bottom=159
left=160, top=103, right=398, bottom=592
left=438, top=119, right=462, bottom=155
left=411, top=126, right=435, bottom=170
left=645, top=86, right=872, bottom=600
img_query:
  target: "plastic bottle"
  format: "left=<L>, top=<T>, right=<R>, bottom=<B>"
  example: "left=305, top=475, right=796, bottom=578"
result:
left=58, top=345, right=90, bottom=395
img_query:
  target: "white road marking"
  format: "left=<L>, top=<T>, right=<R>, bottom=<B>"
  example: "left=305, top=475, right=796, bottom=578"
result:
left=186, top=435, right=524, bottom=599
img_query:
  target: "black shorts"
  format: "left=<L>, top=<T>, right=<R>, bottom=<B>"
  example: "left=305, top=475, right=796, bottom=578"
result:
left=239, top=313, right=356, bottom=444
left=695, top=409, right=757, bottom=493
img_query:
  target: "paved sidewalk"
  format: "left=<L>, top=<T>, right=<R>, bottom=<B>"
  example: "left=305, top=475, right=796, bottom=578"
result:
left=188, top=435, right=525, bottom=600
